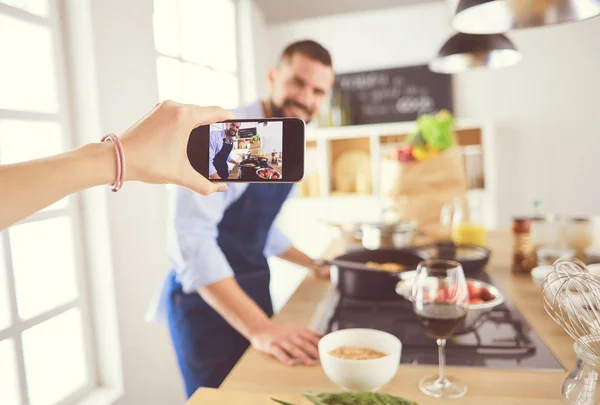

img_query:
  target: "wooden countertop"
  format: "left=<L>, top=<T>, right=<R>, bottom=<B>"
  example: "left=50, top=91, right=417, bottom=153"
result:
left=188, top=231, right=575, bottom=404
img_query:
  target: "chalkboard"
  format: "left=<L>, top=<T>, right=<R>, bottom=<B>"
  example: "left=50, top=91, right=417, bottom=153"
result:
left=331, top=65, right=453, bottom=125
left=237, top=127, right=257, bottom=138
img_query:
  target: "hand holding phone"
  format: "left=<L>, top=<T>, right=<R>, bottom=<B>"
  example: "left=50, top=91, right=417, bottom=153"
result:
left=187, top=118, right=305, bottom=183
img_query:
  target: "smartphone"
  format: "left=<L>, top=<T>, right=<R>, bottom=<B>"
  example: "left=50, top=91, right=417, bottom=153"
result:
left=187, top=118, right=305, bottom=183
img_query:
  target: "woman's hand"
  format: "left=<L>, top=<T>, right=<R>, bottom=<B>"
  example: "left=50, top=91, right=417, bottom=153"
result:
left=121, top=100, right=234, bottom=195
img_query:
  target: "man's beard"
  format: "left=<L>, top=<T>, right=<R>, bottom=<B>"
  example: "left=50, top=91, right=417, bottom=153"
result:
left=270, top=100, right=313, bottom=123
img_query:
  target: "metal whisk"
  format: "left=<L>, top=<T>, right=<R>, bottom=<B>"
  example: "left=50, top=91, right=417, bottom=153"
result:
left=542, top=257, right=600, bottom=357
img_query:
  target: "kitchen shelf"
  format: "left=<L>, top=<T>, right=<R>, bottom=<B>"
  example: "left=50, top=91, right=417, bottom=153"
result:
left=294, top=118, right=499, bottom=228
left=306, top=118, right=484, bottom=141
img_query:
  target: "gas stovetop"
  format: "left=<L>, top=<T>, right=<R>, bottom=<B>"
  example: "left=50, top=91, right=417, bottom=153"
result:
left=313, top=272, right=564, bottom=371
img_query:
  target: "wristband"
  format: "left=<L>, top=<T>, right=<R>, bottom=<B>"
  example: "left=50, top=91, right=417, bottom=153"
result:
left=101, top=133, right=125, bottom=192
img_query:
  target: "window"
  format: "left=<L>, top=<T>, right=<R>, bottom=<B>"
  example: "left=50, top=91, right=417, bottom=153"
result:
left=0, top=2, right=95, bottom=404
left=153, top=0, right=240, bottom=109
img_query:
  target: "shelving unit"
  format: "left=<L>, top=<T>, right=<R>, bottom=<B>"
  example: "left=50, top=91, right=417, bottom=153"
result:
left=294, top=118, right=499, bottom=229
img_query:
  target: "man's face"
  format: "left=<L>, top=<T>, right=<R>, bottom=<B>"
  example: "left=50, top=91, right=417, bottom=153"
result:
left=226, top=122, right=240, bottom=138
left=268, top=53, right=334, bottom=123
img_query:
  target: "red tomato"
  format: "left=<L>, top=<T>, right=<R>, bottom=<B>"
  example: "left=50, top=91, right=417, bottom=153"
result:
left=436, top=288, right=450, bottom=302
left=469, top=298, right=484, bottom=305
left=480, top=288, right=495, bottom=302
left=467, top=282, right=482, bottom=300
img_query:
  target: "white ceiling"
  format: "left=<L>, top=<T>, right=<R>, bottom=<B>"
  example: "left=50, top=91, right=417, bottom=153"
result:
left=253, top=0, right=441, bottom=25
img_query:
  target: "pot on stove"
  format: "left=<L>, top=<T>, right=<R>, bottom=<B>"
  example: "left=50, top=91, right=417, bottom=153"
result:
left=359, top=219, right=421, bottom=250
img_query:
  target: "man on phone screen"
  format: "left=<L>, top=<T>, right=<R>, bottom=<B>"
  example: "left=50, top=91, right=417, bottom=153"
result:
left=209, top=121, right=240, bottom=180
left=147, top=40, right=335, bottom=398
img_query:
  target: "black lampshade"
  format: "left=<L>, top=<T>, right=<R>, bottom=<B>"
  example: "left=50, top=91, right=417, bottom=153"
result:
left=429, top=33, right=521, bottom=74
left=453, top=0, right=600, bottom=34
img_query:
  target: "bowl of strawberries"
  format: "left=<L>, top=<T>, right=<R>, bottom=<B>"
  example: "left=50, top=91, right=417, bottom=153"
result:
left=396, top=275, right=504, bottom=333
left=459, top=278, right=504, bottom=333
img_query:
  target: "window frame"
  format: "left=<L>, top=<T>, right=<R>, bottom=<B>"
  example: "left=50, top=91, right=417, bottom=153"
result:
left=153, top=0, right=241, bottom=108
left=0, top=1, right=98, bottom=404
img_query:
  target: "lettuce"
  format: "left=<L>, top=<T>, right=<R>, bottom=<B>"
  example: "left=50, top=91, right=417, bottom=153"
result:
left=406, top=110, right=454, bottom=152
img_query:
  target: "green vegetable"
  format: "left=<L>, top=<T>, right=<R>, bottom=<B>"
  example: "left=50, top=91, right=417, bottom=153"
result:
left=271, top=391, right=418, bottom=405
left=405, top=110, right=454, bottom=153
left=271, top=398, right=301, bottom=405
left=404, top=131, right=426, bottom=148
left=251, top=134, right=261, bottom=142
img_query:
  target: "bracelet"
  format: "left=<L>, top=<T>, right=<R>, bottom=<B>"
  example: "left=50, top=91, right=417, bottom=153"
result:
left=101, top=133, right=125, bottom=192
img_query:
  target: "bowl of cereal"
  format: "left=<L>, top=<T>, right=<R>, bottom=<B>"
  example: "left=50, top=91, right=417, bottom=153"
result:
left=318, top=328, right=401, bottom=391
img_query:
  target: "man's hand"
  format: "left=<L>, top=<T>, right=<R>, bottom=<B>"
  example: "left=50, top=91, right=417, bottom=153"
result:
left=209, top=173, right=222, bottom=180
left=309, top=262, right=331, bottom=279
left=278, top=246, right=331, bottom=280
left=250, top=322, right=321, bottom=366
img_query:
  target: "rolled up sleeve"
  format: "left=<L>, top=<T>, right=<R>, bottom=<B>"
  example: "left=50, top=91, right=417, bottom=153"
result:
left=169, top=186, right=238, bottom=293
left=264, top=225, right=292, bottom=258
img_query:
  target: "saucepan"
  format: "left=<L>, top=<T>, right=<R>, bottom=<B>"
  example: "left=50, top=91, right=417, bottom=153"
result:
left=327, top=219, right=422, bottom=250
left=359, top=219, right=422, bottom=250
left=320, top=248, right=427, bottom=301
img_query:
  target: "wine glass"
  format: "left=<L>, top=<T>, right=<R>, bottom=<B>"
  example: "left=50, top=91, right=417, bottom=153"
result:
left=412, top=259, right=469, bottom=398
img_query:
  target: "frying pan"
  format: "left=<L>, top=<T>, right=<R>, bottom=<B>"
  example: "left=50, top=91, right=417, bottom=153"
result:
left=328, top=248, right=426, bottom=301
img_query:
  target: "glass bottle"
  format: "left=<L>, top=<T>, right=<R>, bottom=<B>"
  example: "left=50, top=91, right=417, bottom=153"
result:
left=562, top=337, right=600, bottom=404
left=440, top=196, right=487, bottom=247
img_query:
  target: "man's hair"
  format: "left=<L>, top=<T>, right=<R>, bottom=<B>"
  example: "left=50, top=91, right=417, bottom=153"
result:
left=278, top=40, right=332, bottom=68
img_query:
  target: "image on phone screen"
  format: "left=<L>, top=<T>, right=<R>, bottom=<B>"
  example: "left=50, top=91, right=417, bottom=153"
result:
left=209, top=121, right=283, bottom=181
left=187, top=117, right=305, bottom=183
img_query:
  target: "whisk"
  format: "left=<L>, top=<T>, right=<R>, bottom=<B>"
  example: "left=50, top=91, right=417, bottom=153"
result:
left=542, top=257, right=600, bottom=357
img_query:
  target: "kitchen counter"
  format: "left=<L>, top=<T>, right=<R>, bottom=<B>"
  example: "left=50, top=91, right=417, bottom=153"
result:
left=188, top=231, right=576, bottom=404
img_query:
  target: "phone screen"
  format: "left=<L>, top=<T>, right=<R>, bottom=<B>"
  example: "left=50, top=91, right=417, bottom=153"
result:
left=209, top=121, right=284, bottom=181
left=187, top=117, right=305, bottom=183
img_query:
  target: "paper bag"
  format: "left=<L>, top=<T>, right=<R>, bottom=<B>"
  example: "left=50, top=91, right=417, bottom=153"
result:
left=381, top=147, right=467, bottom=240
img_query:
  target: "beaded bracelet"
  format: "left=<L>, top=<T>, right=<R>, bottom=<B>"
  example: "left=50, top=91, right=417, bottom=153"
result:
left=101, top=133, right=125, bottom=192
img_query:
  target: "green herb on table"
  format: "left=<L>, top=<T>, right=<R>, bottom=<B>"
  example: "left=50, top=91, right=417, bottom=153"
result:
left=271, top=391, right=418, bottom=405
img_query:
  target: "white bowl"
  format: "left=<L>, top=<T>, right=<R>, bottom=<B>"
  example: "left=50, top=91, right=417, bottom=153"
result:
left=587, top=263, right=600, bottom=275
left=531, top=265, right=555, bottom=287
left=318, top=328, right=401, bottom=391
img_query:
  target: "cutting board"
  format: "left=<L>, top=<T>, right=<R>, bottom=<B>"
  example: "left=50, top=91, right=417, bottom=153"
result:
left=188, top=388, right=306, bottom=404
left=333, top=150, right=371, bottom=194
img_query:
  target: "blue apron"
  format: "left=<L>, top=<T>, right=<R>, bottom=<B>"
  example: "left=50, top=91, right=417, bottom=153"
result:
left=166, top=183, right=293, bottom=397
left=213, top=138, right=233, bottom=179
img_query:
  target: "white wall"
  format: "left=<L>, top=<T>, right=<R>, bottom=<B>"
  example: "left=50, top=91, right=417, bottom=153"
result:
left=250, top=1, right=270, bottom=99
left=259, top=121, right=283, bottom=154
left=262, top=2, right=600, bottom=224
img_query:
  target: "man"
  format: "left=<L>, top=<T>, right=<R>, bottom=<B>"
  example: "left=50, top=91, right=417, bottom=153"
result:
left=209, top=121, right=240, bottom=180
left=149, top=40, right=335, bottom=398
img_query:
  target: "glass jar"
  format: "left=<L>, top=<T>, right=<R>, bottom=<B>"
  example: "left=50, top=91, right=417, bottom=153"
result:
left=529, top=214, right=562, bottom=249
left=562, top=337, right=600, bottom=404
left=565, top=216, right=595, bottom=261
left=511, top=217, right=536, bottom=273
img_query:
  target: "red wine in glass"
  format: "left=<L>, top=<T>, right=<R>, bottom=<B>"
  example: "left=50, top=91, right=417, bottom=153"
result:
left=411, top=259, right=469, bottom=399
left=416, top=302, right=467, bottom=339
